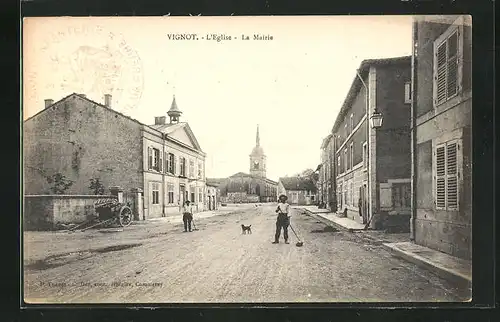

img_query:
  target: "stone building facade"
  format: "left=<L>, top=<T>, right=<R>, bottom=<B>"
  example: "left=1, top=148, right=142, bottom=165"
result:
left=332, top=56, right=412, bottom=230
left=23, top=93, right=208, bottom=220
left=411, top=16, right=472, bottom=260
left=317, top=134, right=336, bottom=210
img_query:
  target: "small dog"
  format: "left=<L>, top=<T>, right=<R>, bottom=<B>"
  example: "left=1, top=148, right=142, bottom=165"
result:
left=241, top=224, right=252, bottom=234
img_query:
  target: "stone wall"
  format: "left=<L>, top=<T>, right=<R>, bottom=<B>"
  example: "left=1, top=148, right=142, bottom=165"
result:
left=23, top=195, right=117, bottom=230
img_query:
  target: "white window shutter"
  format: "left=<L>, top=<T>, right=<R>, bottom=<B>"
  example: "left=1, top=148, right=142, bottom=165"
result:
left=447, top=31, right=459, bottom=98
left=446, top=141, right=459, bottom=210
left=435, top=145, right=446, bottom=209
left=148, top=147, right=153, bottom=170
left=159, top=151, right=163, bottom=172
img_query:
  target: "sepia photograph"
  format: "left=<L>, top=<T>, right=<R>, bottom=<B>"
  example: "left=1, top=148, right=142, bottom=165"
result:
left=22, top=15, right=472, bottom=304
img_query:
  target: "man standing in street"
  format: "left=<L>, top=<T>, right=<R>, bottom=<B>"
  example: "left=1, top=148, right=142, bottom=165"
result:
left=182, top=200, right=193, bottom=232
left=273, top=194, right=290, bottom=244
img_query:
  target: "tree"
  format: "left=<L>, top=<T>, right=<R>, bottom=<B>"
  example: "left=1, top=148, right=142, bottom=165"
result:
left=46, top=173, right=73, bottom=194
left=89, top=178, right=105, bottom=195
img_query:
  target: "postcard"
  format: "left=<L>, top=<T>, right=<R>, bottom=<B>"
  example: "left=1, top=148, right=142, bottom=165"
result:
left=22, top=15, right=472, bottom=304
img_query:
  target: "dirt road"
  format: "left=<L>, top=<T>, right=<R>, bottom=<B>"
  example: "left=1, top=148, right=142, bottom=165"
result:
left=23, top=204, right=468, bottom=303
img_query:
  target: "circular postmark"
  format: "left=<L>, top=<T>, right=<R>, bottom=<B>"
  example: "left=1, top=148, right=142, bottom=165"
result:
left=27, top=23, right=144, bottom=115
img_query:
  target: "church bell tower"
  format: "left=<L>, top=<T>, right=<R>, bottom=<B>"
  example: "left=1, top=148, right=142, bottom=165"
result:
left=249, top=125, right=266, bottom=178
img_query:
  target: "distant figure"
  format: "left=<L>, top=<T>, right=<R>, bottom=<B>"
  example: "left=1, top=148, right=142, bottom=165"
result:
left=273, top=194, right=290, bottom=244
left=182, top=200, right=193, bottom=232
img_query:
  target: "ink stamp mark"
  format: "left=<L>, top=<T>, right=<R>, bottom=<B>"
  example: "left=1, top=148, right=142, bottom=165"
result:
left=28, top=24, right=144, bottom=115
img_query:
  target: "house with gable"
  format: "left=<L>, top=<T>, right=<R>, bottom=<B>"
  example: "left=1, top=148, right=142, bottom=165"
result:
left=277, top=175, right=317, bottom=205
left=23, top=93, right=207, bottom=220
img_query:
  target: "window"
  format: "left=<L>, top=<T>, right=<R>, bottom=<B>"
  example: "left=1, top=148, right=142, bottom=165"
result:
left=344, top=149, right=348, bottom=171
left=148, top=147, right=153, bottom=170
left=350, top=114, right=354, bottom=133
left=337, top=155, right=341, bottom=173
left=362, top=142, right=368, bottom=168
left=350, top=181, right=354, bottom=207
left=152, top=182, right=160, bottom=204
left=344, top=124, right=348, bottom=138
left=198, top=188, right=203, bottom=204
left=167, top=153, right=175, bottom=174
left=198, top=161, right=203, bottom=179
left=167, top=183, right=174, bottom=204
left=350, top=143, right=354, bottom=169
left=189, top=160, right=195, bottom=178
left=343, top=183, right=347, bottom=207
left=404, top=81, right=412, bottom=104
left=435, top=139, right=461, bottom=210
left=311, top=195, right=315, bottom=201
left=338, top=183, right=343, bottom=209
left=434, top=22, right=462, bottom=106
left=148, top=147, right=162, bottom=172
left=392, top=183, right=411, bottom=209
left=190, top=186, right=195, bottom=203
left=180, top=157, right=186, bottom=177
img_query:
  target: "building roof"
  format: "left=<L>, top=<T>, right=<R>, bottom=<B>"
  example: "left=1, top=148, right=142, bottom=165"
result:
left=226, top=172, right=278, bottom=185
left=331, top=55, right=411, bottom=133
left=279, top=176, right=317, bottom=192
left=206, top=178, right=225, bottom=187
left=167, top=95, right=182, bottom=117
left=320, top=134, right=333, bottom=149
left=23, top=93, right=205, bottom=155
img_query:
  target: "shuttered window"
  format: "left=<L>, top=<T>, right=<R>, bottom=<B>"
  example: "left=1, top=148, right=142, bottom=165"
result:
left=434, top=25, right=461, bottom=106
left=435, top=140, right=460, bottom=210
left=159, top=150, right=163, bottom=172
left=148, top=147, right=153, bottom=170
left=164, top=152, right=168, bottom=174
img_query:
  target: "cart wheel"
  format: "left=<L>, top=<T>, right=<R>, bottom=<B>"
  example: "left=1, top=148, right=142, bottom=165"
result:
left=118, top=206, right=133, bottom=227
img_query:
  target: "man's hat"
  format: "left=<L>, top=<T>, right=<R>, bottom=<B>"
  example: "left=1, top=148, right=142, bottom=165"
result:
left=279, top=194, right=288, bottom=201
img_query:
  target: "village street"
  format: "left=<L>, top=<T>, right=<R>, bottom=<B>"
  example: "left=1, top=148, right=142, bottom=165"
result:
left=24, top=204, right=469, bottom=304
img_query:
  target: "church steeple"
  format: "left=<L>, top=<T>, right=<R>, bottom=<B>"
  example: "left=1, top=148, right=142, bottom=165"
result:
left=250, top=124, right=266, bottom=178
left=167, top=95, right=182, bottom=124
left=256, top=124, right=260, bottom=146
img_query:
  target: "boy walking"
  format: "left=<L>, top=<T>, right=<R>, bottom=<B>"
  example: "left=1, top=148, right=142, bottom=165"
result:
left=273, top=194, right=291, bottom=244
left=182, top=200, right=193, bottom=232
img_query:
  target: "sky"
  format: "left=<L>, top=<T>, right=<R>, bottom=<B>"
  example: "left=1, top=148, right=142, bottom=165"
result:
left=23, top=16, right=413, bottom=182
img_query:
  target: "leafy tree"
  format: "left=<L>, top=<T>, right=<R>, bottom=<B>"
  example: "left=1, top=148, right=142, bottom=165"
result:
left=46, top=173, right=73, bottom=194
left=89, top=178, right=105, bottom=195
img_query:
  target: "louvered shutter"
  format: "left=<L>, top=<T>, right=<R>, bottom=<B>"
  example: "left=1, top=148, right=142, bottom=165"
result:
left=435, top=144, right=446, bottom=209
left=446, top=141, right=459, bottom=209
left=447, top=31, right=459, bottom=98
left=173, top=155, right=177, bottom=175
left=159, top=151, right=163, bottom=172
left=148, top=147, right=153, bottom=170
left=164, top=152, right=168, bottom=173
left=435, top=42, right=447, bottom=105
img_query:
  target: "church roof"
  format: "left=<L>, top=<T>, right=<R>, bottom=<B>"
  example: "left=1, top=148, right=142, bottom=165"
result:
left=279, top=176, right=317, bottom=192
left=206, top=178, right=225, bottom=187
left=250, top=145, right=264, bottom=155
left=226, top=172, right=278, bottom=185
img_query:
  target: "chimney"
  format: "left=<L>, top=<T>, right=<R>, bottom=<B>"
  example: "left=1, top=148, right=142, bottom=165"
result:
left=44, top=99, right=54, bottom=109
left=104, top=94, right=112, bottom=107
left=155, top=116, right=166, bottom=125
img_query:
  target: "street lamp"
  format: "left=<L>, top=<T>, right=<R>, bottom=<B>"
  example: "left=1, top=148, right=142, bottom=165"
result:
left=370, top=110, right=383, bottom=129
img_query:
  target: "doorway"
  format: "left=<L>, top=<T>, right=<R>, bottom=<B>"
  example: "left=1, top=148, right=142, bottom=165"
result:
left=180, top=184, right=186, bottom=206
left=360, top=182, right=368, bottom=224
